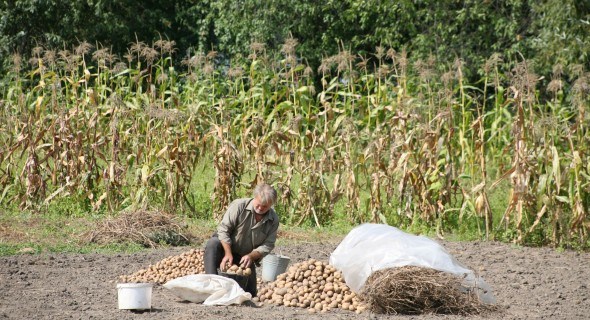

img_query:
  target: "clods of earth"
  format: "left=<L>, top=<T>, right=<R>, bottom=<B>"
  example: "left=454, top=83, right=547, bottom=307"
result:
left=1, top=239, right=588, bottom=319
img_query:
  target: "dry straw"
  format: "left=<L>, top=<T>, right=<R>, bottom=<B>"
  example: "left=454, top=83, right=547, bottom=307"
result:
left=360, top=266, right=492, bottom=315
left=87, top=210, right=190, bottom=248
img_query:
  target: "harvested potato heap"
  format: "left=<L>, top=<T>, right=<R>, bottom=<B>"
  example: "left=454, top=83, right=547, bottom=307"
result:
left=223, top=264, right=252, bottom=276
left=256, top=259, right=367, bottom=314
left=119, top=249, right=205, bottom=284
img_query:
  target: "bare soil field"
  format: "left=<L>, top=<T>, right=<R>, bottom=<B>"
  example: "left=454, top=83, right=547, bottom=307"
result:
left=1, top=238, right=588, bottom=320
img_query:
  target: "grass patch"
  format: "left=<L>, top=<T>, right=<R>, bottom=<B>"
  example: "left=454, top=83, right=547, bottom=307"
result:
left=0, top=206, right=351, bottom=257
left=0, top=241, right=147, bottom=256
left=0, top=209, right=152, bottom=255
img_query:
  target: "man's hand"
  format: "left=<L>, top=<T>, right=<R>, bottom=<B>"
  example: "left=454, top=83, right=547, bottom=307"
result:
left=239, top=254, right=253, bottom=268
left=220, top=254, right=233, bottom=272
left=220, top=241, right=233, bottom=271
left=240, top=251, right=262, bottom=268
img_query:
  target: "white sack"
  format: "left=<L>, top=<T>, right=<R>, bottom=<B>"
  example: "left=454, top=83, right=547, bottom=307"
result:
left=329, top=223, right=495, bottom=304
left=163, top=274, right=252, bottom=306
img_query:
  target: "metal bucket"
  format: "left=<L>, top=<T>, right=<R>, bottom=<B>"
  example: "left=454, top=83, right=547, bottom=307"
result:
left=261, top=254, right=290, bottom=282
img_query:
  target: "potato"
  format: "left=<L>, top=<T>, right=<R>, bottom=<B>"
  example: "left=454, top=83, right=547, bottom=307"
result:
left=119, top=249, right=206, bottom=284
left=256, top=258, right=368, bottom=314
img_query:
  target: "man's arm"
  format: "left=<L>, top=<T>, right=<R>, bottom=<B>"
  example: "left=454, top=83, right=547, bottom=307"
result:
left=220, top=240, right=233, bottom=271
left=252, top=216, right=280, bottom=258
left=217, top=200, right=243, bottom=270
left=217, top=201, right=239, bottom=243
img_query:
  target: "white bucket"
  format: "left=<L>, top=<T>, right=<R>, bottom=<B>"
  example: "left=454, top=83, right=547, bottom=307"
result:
left=117, top=283, right=153, bottom=310
left=262, top=254, right=291, bottom=282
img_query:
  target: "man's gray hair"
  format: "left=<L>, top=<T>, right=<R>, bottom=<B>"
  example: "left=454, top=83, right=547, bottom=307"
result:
left=254, top=183, right=277, bottom=205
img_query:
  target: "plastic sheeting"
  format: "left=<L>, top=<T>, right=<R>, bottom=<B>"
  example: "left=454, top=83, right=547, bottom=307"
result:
left=163, top=274, right=252, bottom=306
left=329, top=223, right=495, bottom=304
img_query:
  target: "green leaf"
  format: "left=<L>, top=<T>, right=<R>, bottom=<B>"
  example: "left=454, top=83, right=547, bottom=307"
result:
left=428, top=181, right=442, bottom=192
left=537, top=174, right=548, bottom=195
left=141, top=165, right=150, bottom=183
left=0, top=185, right=13, bottom=204
left=555, top=196, right=570, bottom=204
left=332, top=114, right=347, bottom=132
left=379, top=213, right=388, bottom=224
left=552, top=146, right=561, bottom=192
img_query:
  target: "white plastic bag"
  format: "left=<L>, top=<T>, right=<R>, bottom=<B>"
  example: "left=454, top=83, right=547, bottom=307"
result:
left=163, top=274, right=252, bottom=306
left=329, top=223, right=495, bottom=304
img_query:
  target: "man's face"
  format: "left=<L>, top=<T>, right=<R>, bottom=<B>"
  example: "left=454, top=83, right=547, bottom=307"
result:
left=252, top=196, right=272, bottom=215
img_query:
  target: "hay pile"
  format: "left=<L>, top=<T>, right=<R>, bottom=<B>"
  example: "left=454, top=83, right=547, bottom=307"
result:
left=87, top=210, right=190, bottom=247
left=360, top=266, right=486, bottom=315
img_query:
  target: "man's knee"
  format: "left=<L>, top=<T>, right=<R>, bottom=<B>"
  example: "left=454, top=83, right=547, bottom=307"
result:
left=205, top=235, right=221, bottom=251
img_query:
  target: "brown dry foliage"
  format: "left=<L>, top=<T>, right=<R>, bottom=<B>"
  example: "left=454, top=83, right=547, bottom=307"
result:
left=86, top=210, right=191, bottom=248
left=360, top=266, right=492, bottom=315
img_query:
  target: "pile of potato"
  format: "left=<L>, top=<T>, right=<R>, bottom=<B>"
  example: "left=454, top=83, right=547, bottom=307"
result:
left=255, top=259, right=367, bottom=314
left=223, top=264, right=252, bottom=276
left=119, top=248, right=205, bottom=284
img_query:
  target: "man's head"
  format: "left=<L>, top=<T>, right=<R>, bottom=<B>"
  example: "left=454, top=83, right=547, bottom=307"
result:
left=252, top=183, right=277, bottom=215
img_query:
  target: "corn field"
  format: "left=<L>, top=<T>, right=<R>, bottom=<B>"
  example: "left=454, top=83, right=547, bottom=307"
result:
left=1, top=39, right=589, bottom=247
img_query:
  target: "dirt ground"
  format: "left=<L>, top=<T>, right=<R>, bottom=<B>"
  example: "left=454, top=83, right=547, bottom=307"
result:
left=1, top=238, right=588, bottom=320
